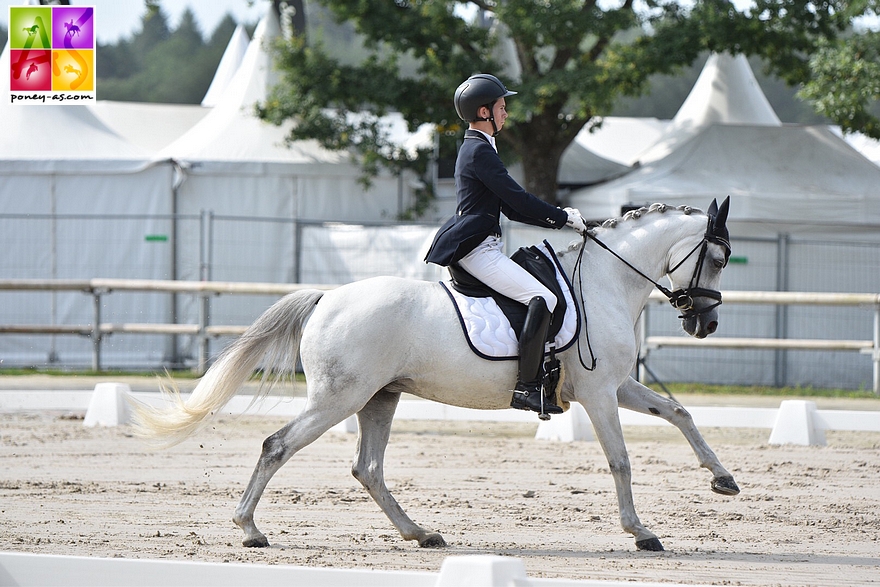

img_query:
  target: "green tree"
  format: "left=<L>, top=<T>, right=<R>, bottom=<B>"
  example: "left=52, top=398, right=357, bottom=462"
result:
left=798, top=31, right=880, bottom=139
left=258, top=0, right=870, bottom=209
left=98, top=4, right=244, bottom=104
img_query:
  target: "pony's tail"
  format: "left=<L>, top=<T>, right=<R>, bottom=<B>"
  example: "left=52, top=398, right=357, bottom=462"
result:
left=131, top=289, right=325, bottom=447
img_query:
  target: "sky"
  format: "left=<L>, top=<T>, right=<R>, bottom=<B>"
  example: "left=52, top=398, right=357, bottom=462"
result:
left=2, top=1, right=876, bottom=44
left=1, top=0, right=271, bottom=44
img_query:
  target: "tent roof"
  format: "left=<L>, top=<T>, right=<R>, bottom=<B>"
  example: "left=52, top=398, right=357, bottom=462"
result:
left=89, top=101, right=209, bottom=153
left=573, top=117, right=670, bottom=167
left=0, top=42, right=152, bottom=173
left=568, top=124, right=880, bottom=226
left=157, top=7, right=349, bottom=170
left=635, top=53, right=781, bottom=164
left=201, top=24, right=250, bottom=108
left=836, top=129, right=880, bottom=167
left=558, top=140, right=631, bottom=186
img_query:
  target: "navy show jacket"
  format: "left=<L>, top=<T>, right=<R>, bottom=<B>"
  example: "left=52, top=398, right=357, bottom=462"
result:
left=424, top=130, right=568, bottom=267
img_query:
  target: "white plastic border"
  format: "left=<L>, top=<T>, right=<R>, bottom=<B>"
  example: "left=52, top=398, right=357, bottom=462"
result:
left=0, top=552, right=708, bottom=587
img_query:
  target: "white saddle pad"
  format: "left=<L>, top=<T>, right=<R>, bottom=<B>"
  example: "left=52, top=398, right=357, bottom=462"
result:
left=440, top=242, right=580, bottom=360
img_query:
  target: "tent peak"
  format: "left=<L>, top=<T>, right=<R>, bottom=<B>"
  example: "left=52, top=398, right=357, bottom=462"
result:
left=636, top=52, right=781, bottom=164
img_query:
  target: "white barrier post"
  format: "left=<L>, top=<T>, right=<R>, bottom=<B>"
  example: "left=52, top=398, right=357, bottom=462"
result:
left=435, top=555, right=527, bottom=587
left=330, top=415, right=358, bottom=433
left=535, top=402, right=595, bottom=442
left=83, top=383, right=132, bottom=427
left=768, top=400, right=826, bottom=446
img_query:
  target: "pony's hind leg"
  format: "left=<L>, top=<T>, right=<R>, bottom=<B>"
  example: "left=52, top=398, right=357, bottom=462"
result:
left=616, top=376, right=740, bottom=495
left=352, top=388, right=446, bottom=547
left=232, top=405, right=350, bottom=547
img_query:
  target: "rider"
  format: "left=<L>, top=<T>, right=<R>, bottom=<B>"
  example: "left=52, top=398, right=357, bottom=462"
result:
left=425, top=73, right=587, bottom=416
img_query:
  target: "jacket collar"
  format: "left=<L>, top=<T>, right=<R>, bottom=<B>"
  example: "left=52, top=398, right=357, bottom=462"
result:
left=464, top=129, right=497, bottom=151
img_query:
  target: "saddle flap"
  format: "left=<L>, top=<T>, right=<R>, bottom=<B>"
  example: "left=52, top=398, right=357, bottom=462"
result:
left=447, top=241, right=569, bottom=341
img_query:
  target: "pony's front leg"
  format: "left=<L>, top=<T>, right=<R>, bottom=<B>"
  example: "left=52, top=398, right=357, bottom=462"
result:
left=352, top=389, right=446, bottom=548
left=616, top=377, right=740, bottom=496
left=580, top=387, right=664, bottom=551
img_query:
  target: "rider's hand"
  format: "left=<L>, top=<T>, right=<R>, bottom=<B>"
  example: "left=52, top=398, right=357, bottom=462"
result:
left=564, top=207, right=586, bottom=234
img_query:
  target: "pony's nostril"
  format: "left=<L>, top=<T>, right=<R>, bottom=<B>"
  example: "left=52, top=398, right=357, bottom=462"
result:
left=706, top=321, right=718, bottom=334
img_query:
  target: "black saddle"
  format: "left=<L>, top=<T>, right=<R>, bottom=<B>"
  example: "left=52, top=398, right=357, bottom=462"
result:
left=447, top=241, right=567, bottom=341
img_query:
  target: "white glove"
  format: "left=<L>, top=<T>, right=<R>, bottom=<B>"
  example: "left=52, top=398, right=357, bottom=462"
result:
left=564, top=207, right=586, bottom=234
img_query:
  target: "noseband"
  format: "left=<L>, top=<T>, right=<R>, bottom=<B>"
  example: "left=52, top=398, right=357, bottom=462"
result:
left=581, top=215, right=728, bottom=320
left=663, top=236, right=723, bottom=318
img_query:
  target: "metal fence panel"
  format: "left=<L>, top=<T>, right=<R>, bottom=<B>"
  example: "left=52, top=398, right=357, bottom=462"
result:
left=1, top=212, right=879, bottom=389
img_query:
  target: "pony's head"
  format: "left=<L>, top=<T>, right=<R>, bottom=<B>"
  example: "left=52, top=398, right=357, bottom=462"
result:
left=665, top=197, right=731, bottom=338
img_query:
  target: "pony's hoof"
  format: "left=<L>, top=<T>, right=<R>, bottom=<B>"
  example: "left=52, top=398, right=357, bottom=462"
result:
left=418, top=533, right=447, bottom=548
left=711, top=475, right=740, bottom=496
left=242, top=534, right=270, bottom=548
left=635, top=537, right=664, bottom=551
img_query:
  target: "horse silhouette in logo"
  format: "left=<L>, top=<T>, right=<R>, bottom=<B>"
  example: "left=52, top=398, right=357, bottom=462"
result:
left=64, top=20, right=81, bottom=38
left=26, top=62, right=39, bottom=80
left=23, top=24, right=39, bottom=36
left=64, top=64, right=82, bottom=78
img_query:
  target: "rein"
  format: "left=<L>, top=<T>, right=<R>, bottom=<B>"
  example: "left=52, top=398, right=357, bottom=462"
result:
left=568, top=214, right=725, bottom=371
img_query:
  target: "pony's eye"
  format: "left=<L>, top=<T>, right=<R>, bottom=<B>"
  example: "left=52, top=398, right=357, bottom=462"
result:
left=713, top=259, right=725, bottom=270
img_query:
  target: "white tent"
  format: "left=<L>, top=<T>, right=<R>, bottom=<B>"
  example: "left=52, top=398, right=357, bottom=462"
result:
left=88, top=23, right=250, bottom=154
left=89, top=101, right=209, bottom=153
left=201, top=23, right=250, bottom=107
left=567, top=52, right=880, bottom=391
left=836, top=129, right=880, bottom=167
left=557, top=139, right=631, bottom=187
left=571, top=117, right=670, bottom=167
left=634, top=52, right=781, bottom=165
left=568, top=52, right=880, bottom=230
left=159, top=7, right=413, bottom=227
left=568, top=123, right=880, bottom=228
left=0, top=40, right=176, bottom=367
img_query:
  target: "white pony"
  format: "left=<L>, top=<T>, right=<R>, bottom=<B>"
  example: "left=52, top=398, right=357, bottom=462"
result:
left=133, top=199, right=738, bottom=552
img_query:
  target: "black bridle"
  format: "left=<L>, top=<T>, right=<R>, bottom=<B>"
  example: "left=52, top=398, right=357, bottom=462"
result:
left=569, top=212, right=730, bottom=372
left=581, top=216, right=727, bottom=319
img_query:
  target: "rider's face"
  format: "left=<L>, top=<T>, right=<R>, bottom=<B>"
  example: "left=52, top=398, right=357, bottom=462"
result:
left=492, top=99, right=508, bottom=130
left=478, top=99, right=508, bottom=131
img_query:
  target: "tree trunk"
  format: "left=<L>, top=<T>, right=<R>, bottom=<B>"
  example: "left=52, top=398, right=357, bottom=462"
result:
left=520, top=139, right=564, bottom=205
left=505, top=110, right=583, bottom=206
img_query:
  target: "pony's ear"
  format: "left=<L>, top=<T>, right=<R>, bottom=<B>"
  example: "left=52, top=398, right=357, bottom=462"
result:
left=707, top=196, right=731, bottom=262
left=708, top=198, right=719, bottom=218
left=715, top=195, right=730, bottom=228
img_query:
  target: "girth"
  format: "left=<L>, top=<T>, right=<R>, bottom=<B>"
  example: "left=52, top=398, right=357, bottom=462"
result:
left=447, top=243, right=568, bottom=341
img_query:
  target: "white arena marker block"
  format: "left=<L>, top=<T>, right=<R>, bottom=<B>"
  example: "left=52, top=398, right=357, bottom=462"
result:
left=83, top=383, right=133, bottom=428
left=535, top=402, right=595, bottom=442
left=436, top=555, right=528, bottom=587
left=768, top=400, right=826, bottom=446
left=330, top=414, right=358, bottom=434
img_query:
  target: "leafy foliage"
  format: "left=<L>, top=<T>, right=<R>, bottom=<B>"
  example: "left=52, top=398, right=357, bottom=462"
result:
left=97, top=4, right=243, bottom=104
left=798, top=31, right=880, bottom=139
left=258, top=0, right=872, bottom=211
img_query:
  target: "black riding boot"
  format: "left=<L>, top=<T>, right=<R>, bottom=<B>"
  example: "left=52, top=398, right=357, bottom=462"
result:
left=510, top=297, right=563, bottom=419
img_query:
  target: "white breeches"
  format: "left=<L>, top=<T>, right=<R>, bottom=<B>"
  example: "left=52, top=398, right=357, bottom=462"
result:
left=457, top=235, right=557, bottom=312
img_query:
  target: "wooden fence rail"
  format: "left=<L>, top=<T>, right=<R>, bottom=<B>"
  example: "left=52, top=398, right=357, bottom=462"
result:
left=0, top=279, right=334, bottom=373
left=1, top=280, right=878, bottom=392
left=642, top=290, right=880, bottom=393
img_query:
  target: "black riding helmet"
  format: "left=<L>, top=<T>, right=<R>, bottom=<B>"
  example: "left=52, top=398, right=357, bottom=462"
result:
left=454, top=74, right=517, bottom=136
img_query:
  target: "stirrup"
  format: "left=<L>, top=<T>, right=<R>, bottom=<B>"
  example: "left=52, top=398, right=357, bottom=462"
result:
left=510, top=384, right=563, bottom=420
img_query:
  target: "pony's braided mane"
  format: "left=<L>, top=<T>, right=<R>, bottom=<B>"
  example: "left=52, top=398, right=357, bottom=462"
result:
left=599, top=202, right=703, bottom=229
left=559, top=203, right=704, bottom=257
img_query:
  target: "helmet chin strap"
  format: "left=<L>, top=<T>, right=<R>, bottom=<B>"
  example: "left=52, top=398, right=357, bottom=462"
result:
left=475, top=102, right=500, bottom=136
